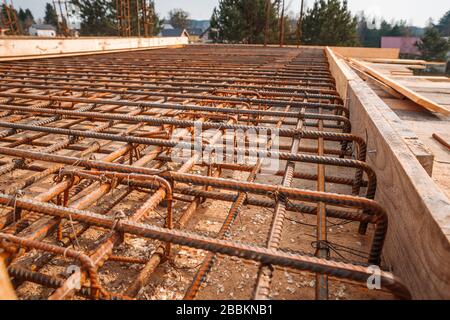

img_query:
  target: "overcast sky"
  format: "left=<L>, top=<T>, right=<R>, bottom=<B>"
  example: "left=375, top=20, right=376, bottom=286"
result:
left=10, top=0, right=450, bottom=27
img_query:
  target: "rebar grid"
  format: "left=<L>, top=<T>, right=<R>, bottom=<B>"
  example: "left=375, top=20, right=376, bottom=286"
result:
left=0, top=45, right=410, bottom=300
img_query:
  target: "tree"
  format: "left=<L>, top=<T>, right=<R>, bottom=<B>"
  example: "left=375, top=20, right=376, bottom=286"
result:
left=168, top=8, right=189, bottom=29
left=124, top=0, right=162, bottom=36
left=356, top=12, right=380, bottom=47
left=356, top=12, right=415, bottom=48
left=417, top=26, right=450, bottom=61
left=210, top=0, right=279, bottom=44
left=16, top=8, right=34, bottom=31
left=70, top=0, right=116, bottom=36
left=44, top=2, right=58, bottom=28
left=302, top=0, right=359, bottom=46
left=145, top=0, right=162, bottom=36
left=437, top=10, right=450, bottom=36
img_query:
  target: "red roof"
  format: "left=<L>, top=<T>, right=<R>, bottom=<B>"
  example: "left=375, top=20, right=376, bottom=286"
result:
left=381, top=36, right=421, bottom=55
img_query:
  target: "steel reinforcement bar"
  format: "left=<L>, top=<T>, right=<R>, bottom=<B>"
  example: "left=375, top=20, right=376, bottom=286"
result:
left=0, top=45, right=409, bottom=300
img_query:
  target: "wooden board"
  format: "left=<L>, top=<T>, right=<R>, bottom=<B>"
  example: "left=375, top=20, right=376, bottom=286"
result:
left=325, top=47, right=357, bottom=99
left=348, top=79, right=450, bottom=299
left=350, top=59, right=450, bottom=116
left=331, top=47, right=400, bottom=59
left=327, top=49, right=450, bottom=299
left=0, top=37, right=188, bottom=61
left=350, top=64, right=405, bottom=100
left=364, top=58, right=428, bottom=65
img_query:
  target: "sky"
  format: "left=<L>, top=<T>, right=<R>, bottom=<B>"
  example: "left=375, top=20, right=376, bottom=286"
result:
left=9, top=0, right=450, bottom=27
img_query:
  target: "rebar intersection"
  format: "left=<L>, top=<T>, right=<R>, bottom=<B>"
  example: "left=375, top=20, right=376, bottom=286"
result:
left=0, top=45, right=410, bottom=300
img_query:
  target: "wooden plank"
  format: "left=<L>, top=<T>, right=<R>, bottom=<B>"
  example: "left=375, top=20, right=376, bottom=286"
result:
left=325, top=47, right=356, bottom=99
left=331, top=47, right=400, bottom=59
left=348, top=79, right=450, bottom=299
left=0, top=257, right=16, bottom=300
left=364, top=58, right=428, bottom=65
left=0, top=37, right=188, bottom=61
left=327, top=49, right=450, bottom=299
left=350, top=63, right=405, bottom=100
left=327, top=46, right=435, bottom=175
left=350, top=59, right=450, bottom=116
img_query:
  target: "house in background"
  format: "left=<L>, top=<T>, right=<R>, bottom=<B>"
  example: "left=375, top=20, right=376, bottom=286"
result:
left=29, top=24, right=56, bottom=37
left=160, top=28, right=189, bottom=38
left=160, top=20, right=210, bottom=43
left=381, top=36, right=421, bottom=58
left=186, top=28, right=203, bottom=42
left=200, top=27, right=213, bottom=43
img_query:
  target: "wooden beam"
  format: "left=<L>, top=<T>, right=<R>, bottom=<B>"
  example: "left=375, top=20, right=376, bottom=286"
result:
left=350, top=59, right=450, bottom=116
left=326, top=48, right=450, bottom=299
left=0, top=37, right=188, bottom=61
left=363, top=58, right=428, bottom=65
left=350, top=63, right=405, bottom=100
left=331, top=47, right=400, bottom=59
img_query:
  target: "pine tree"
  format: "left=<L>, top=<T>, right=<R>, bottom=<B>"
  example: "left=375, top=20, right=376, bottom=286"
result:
left=210, top=0, right=279, bottom=44
left=302, top=0, right=359, bottom=46
left=43, top=3, right=58, bottom=28
left=168, top=8, right=189, bottom=30
left=417, top=26, right=450, bottom=61
left=437, top=10, right=450, bottom=36
left=70, top=0, right=117, bottom=36
left=17, top=8, right=33, bottom=32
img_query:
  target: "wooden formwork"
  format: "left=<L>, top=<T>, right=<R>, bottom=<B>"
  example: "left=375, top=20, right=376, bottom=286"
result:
left=0, top=36, right=188, bottom=61
left=326, top=47, right=450, bottom=299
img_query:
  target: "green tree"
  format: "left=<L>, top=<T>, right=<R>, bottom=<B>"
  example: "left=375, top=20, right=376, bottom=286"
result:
left=302, top=0, right=358, bottom=46
left=210, top=0, right=279, bottom=44
left=356, top=12, right=380, bottom=47
left=437, top=10, right=450, bottom=36
left=168, top=8, right=189, bottom=30
left=357, top=13, right=415, bottom=48
left=70, top=0, right=116, bottom=36
left=144, top=0, right=162, bottom=36
left=417, top=26, right=450, bottom=61
left=17, top=8, right=34, bottom=31
left=126, top=0, right=162, bottom=36
left=44, top=3, right=58, bottom=28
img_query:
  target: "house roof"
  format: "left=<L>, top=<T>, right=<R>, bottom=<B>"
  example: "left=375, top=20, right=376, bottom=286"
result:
left=160, top=28, right=189, bottom=37
left=381, top=36, right=421, bottom=55
left=187, top=28, right=203, bottom=36
left=31, top=24, right=56, bottom=31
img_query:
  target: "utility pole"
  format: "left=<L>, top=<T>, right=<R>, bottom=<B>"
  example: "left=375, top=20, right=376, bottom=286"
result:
left=278, top=0, right=285, bottom=47
left=296, top=0, right=305, bottom=47
left=264, top=0, right=270, bottom=46
left=136, top=0, right=140, bottom=37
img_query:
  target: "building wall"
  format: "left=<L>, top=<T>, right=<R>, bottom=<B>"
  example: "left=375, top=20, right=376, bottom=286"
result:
left=29, top=28, right=56, bottom=37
